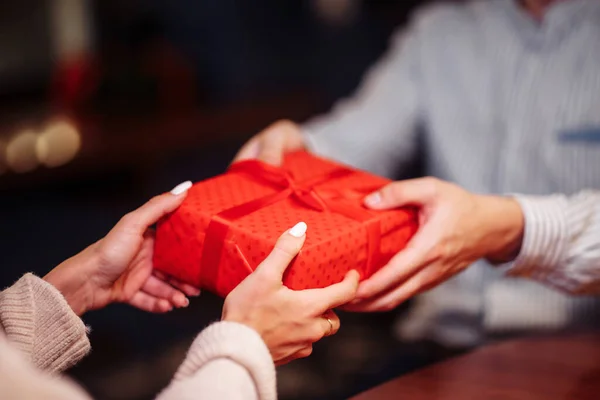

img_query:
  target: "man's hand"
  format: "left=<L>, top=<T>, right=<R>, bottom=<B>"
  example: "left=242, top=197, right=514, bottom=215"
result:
left=233, top=120, right=306, bottom=166
left=346, top=177, right=524, bottom=312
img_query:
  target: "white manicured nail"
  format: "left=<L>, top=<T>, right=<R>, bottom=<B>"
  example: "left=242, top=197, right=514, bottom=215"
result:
left=289, top=222, right=308, bottom=238
left=365, top=192, right=382, bottom=206
left=170, top=181, right=192, bottom=195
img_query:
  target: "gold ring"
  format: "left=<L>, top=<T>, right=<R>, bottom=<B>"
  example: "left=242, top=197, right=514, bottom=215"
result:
left=325, top=317, right=333, bottom=336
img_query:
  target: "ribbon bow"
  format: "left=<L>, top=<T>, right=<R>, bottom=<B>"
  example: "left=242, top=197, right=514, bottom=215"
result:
left=226, top=159, right=359, bottom=213
left=200, top=159, right=384, bottom=292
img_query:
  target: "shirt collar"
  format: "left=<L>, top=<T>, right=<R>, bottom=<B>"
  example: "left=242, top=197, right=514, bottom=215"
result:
left=499, top=0, right=600, bottom=50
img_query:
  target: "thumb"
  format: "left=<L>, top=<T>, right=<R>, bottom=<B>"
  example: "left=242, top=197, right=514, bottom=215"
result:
left=115, top=181, right=192, bottom=235
left=364, top=178, right=440, bottom=210
left=254, top=222, right=307, bottom=280
left=301, top=270, right=360, bottom=313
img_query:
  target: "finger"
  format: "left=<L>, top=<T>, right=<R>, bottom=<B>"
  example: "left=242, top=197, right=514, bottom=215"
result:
left=153, top=271, right=201, bottom=297
left=348, top=266, right=439, bottom=312
left=254, top=222, right=307, bottom=279
left=116, top=181, right=192, bottom=235
left=321, top=310, right=340, bottom=337
left=167, top=279, right=201, bottom=297
left=233, top=136, right=261, bottom=163
left=354, top=229, right=436, bottom=301
left=257, top=125, right=287, bottom=166
left=364, top=177, right=440, bottom=210
left=301, top=270, right=360, bottom=314
left=256, top=120, right=303, bottom=166
left=275, top=345, right=313, bottom=366
left=128, top=292, right=173, bottom=313
left=142, top=275, right=189, bottom=308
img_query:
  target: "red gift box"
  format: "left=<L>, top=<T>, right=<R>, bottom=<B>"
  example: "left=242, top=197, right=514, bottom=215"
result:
left=153, top=151, right=418, bottom=298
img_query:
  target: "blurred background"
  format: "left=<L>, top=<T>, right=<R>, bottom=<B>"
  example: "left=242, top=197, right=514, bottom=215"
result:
left=0, top=1, right=434, bottom=399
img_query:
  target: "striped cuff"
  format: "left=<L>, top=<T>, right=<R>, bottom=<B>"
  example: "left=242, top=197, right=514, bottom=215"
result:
left=175, top=321, right=276, bottom=400
left=0, top=274, right=90, bottom=373
left=509, top=195, right=568, bottom=280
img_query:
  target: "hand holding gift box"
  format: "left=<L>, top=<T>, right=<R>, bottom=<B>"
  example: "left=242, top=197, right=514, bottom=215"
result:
left=153, top=151, right=418, bottom=298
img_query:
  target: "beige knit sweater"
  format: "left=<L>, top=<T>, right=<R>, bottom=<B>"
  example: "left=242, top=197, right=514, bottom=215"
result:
left=0, top=274, right=277, bottom=400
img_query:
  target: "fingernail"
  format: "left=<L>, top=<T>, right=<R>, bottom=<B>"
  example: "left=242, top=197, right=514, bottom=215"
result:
left=171, top=181, right=192, bottom=195
left=163, top=303, right=173, bottom=312
left=289, top=221, right=308, bottom=238
left=175, top=293, right=188, bottom=307
left=364, top=192, right=382, bottom=206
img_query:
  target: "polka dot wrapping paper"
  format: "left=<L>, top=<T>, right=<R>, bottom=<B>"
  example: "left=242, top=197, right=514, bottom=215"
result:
left=153, top=151, right=418, bottom=298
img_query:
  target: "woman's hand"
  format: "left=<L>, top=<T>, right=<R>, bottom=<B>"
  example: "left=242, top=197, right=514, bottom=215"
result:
left=222, top=222, right=360, bottom=365
left=44, top=181, right=201, bottom=316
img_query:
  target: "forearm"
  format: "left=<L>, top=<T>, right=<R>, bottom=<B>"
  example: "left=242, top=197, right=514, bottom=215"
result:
left=158, top=321, right=276, bottom=400
left=0, top=274, right=90, bottom=373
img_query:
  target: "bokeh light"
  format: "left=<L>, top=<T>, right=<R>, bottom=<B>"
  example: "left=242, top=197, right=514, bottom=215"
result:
left=6, top=130, right=39, bottom=173
left=0, top=139, right=6, bottom=175
left=35, top=119, right=81, bottom=168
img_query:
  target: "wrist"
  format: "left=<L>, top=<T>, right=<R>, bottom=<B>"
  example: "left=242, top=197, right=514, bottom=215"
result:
left=44, top=243, right=101, bottom=316
left=222, top=306, right=250, bottom=331
left=222, top=302, right=265, bottom=341
left=475, top=195, right=525, bottom=264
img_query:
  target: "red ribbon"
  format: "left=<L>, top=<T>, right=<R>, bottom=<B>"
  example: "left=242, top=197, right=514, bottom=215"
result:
left=200, top=160, right=383, bottom=292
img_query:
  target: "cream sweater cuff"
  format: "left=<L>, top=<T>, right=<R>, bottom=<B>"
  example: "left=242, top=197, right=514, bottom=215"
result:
left=0, top=273, right=90, bottom=373
left=175, top=321, right=276, bottom=400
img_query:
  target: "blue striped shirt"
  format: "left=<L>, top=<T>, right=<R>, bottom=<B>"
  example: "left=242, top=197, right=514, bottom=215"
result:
left=304, top=0, right=600, bottom=346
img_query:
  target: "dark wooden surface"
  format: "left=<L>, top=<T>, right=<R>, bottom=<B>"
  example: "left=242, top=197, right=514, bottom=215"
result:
left=351, top=333, right=600, bottom=400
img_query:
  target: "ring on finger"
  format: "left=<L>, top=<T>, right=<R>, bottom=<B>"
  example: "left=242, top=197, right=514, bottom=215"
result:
left=324, top=316, right=334, bottom=336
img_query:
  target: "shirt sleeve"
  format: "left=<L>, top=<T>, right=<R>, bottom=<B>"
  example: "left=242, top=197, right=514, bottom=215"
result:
left=157, top=321, right=276, bottom=400
left=303, top=22, right=424, bottom=178
left=0, top=273, right=90, bottom=373
left=509, top=191, right=600, bottom=294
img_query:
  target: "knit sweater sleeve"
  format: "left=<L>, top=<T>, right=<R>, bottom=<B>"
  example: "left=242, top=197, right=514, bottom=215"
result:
left=157, top=321, right=276, bottom=400
left=0, top=273, right=90, bottom=373
left=508, top=191, right=600, bottom=294
left=0, top=332, right=92, bottom=400
left=302, top=14, right=426, bottom=178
